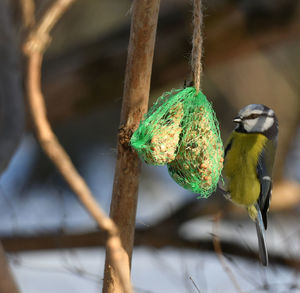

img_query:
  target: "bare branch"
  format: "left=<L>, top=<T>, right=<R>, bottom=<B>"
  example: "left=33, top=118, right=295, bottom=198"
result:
left=103, top=0, right=160, bottom=292
left=20, top=0, right=35, bottom=29
left=24, top=0, right=75, bottom=54
left=22, top=1, right=133, bottom=292
left=1, top=189, right=300, bottom=269
left=2, top=227, right=300, bottom=269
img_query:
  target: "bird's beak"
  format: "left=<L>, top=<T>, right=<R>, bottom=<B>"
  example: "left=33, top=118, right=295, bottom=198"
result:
left=233, top=116, right=242, bottom=123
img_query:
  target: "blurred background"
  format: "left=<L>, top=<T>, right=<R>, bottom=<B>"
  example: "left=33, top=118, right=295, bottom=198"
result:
left=1, top=0, right=300, bottom=292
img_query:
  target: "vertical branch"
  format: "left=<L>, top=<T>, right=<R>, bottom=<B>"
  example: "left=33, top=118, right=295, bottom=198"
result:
left=103, top=0, right=160, bottom=292
left=191, top=0, right=203, bottom=93
left=20, top=0, right=35, bottom=29
left=0, top=243, right=20, bottom=293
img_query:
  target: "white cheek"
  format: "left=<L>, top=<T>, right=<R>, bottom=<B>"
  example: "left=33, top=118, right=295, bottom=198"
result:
left=243, top=118, right=258, bottom=132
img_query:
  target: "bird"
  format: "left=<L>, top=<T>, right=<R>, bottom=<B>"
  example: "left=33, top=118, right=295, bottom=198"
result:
left=220, top=104, right=278, bottom=266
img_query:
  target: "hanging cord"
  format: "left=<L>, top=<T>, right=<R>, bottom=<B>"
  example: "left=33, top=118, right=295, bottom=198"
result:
left=191, top=0, right=203, bottom=93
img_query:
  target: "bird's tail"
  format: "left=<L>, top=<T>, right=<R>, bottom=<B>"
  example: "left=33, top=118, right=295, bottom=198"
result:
left=255, top=208, right=268, bottom=266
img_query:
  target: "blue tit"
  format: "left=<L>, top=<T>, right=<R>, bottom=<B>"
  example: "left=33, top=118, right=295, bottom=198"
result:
left=221, top=104, right=278, bottom=266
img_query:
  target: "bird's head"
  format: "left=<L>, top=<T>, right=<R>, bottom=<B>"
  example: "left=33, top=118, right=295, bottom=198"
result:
left=234, top=104, right=278, bottom=139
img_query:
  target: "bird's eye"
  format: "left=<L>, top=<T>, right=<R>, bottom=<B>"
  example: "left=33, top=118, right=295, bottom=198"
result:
left=247, top=113, right=259, bottom=119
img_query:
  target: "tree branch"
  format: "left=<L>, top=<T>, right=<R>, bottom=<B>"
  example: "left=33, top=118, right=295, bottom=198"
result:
left=22, top=1, right=133, bottom=292
left=2, top=190, right=300, bottom=268
left=2, top=226, right=300, bottom=270
left=20, top=0, right=35, bottom=29
left=103, top=1, right=160, bottom=292
left=24, top=0, right=76, bottom=54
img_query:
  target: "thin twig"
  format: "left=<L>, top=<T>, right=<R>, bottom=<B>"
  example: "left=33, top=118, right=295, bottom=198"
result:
left=191, top=0, right=203, bottom=93
left=20, top=0, right=35, bottom=29
left=189, top=276, right=201, bottom=293
left=24, top=0, right=75, bottom=54
left=21, top=1, right=133, bottom=292
left=213, top=213, right=245, bottom=293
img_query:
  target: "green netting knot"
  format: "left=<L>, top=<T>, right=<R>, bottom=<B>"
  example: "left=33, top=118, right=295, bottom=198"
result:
left=131, top=87, right=224, bottom=197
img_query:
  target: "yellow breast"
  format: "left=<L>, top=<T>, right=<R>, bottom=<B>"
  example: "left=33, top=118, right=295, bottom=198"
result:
left=223, top=132, right=267, bottom=206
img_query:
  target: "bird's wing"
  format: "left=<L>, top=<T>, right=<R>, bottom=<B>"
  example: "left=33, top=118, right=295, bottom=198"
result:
left=224, top=137, right=233, bottom=158
left=256, top=139, right=276, bottom=229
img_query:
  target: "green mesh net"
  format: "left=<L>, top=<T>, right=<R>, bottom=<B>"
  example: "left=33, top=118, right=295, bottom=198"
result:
left=130, top=87, right=224, bottom=197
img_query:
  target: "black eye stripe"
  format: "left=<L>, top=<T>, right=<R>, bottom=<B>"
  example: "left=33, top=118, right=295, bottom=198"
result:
left=247, top=114, right=259, bottom=119
left=244, top=113, right=274, bottom=120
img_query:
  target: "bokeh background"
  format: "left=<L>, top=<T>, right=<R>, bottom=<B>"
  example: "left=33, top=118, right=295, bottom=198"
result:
left=1, top=0, right=300, bottom=292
